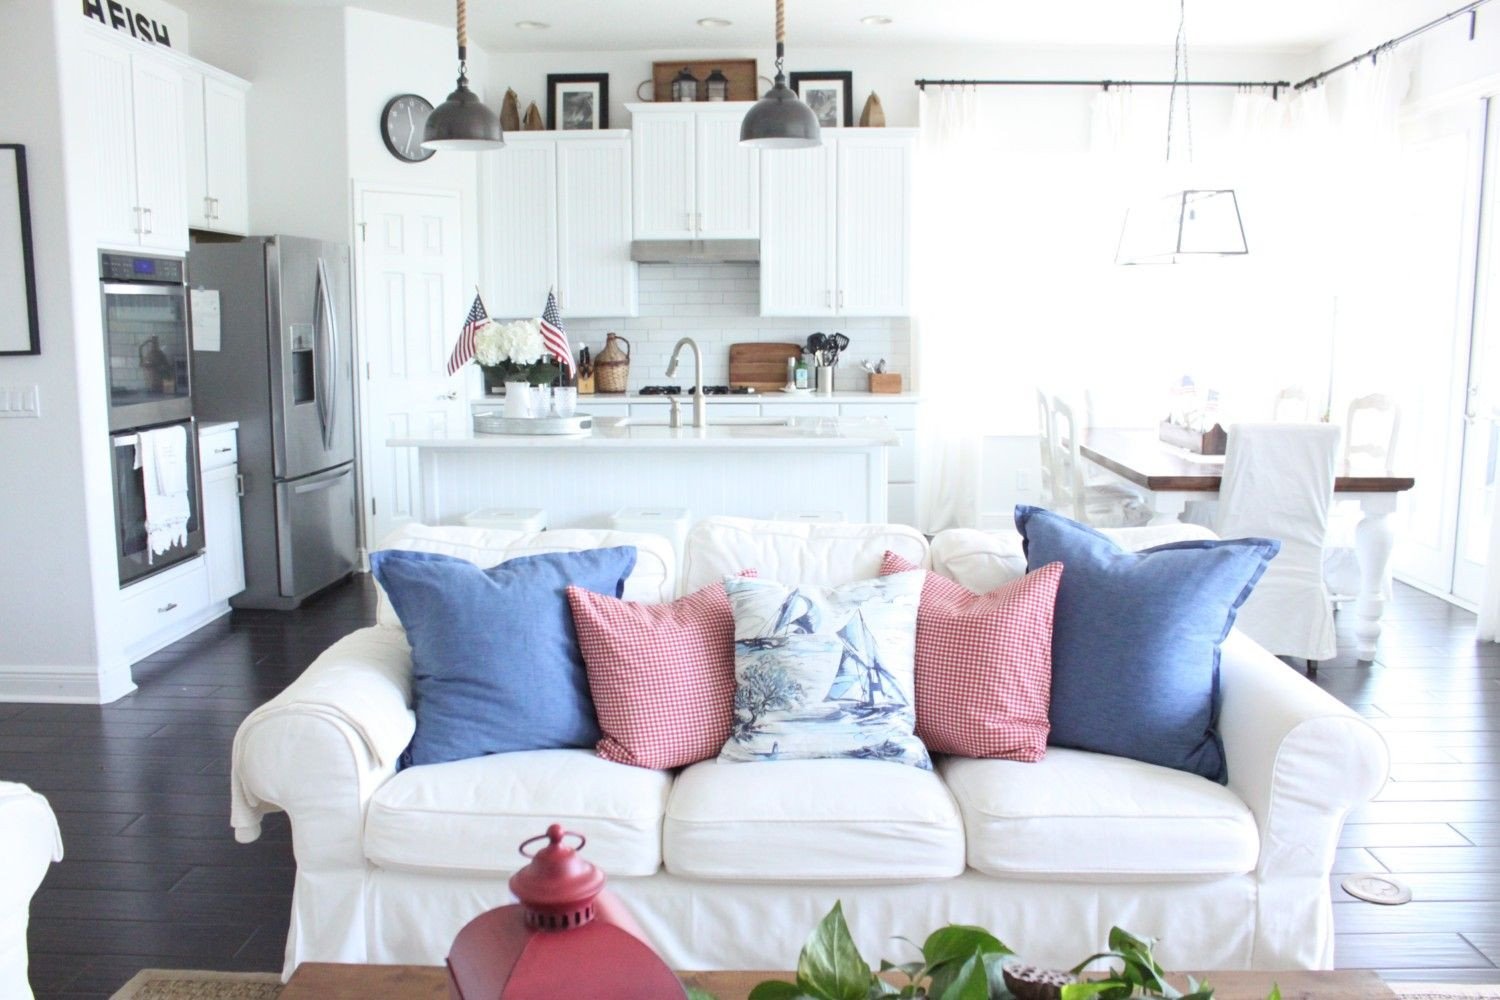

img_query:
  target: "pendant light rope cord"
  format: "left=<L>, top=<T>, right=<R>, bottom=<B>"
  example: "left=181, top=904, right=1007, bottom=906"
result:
left=1165, top=0, right=1194, bottom=163
left=776, top=0, right=786, bottom=43
left=455, top=0, right=468, bottom=62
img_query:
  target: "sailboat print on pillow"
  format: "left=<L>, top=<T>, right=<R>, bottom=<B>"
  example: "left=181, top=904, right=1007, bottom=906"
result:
left=719, top=572, right=930, bottom=769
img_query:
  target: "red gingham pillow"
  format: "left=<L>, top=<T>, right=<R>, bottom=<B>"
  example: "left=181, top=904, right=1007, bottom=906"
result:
left=881, top=552, right=1062, bottom=761
left=567, top=579, right=749, bottom=770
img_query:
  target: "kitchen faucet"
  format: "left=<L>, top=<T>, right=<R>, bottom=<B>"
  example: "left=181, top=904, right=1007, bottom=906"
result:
left=665, top=337, right=707, bottom=428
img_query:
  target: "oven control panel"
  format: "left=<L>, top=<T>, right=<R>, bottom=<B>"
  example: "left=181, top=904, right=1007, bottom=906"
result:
left=100, top=252, right=184, bottom=284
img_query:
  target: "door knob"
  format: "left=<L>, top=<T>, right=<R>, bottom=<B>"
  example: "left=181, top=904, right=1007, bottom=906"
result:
left=438, top=390, right=458, bottom=401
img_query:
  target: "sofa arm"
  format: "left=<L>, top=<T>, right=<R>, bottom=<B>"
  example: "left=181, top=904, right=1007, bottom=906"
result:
left=230, top=625, right=415, bottom=848
left=1217, top=630, right=1388, bottom=966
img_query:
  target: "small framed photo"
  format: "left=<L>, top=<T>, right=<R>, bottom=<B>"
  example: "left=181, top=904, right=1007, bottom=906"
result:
left=789, top=72, right=853, bottom=128
left=546, top=73, right=609, bottom=131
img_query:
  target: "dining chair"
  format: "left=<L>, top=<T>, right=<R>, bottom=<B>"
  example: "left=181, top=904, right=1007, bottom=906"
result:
left=1216, top=423, right=1342, bottom=668
left=1272, top=386, right=1311, bottom=422
left=1035, top=388, right=1058, bottom=508
left=1325, top=395, right=1402, bottom=602
left=1050, top=396, right=1151, bottom=528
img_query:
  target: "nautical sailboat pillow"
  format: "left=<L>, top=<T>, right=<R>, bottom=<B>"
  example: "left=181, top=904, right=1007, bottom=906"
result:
left=719, top=571, right=929, bottom=770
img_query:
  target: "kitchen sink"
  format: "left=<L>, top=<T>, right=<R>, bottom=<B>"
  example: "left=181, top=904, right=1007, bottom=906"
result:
left=608, top=416, right=798, bottom=428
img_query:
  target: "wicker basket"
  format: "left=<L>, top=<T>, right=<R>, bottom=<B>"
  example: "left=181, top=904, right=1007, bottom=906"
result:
left=594, top=333, right=631, bottom=394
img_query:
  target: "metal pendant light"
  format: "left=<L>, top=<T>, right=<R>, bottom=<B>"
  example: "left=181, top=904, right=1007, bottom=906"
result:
left=423, top=0, right=503, bottom=151
left=1117, top=0, right=1246, bottom=263
left=740, top=0, right=821, bottom=148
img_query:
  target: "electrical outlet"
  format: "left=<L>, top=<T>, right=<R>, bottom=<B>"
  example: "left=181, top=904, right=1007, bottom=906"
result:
left=0, top=385, right=40, bottom=418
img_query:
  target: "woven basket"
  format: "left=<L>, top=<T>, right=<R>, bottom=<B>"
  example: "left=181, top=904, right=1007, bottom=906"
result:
left=594, top=333, right=631, bottom=393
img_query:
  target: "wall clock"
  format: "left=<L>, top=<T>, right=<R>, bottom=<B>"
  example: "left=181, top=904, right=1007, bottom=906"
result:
left=381, top=94, right=436, bottom=163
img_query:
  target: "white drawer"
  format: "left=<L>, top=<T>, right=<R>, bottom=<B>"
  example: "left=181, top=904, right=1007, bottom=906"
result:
left=888, top=483, right=917, bottom=526
left=199, top=427, right=238, bottom=471
left=842, top=403, right=918, bottom=430
left=120, top=556, right=210, bottom=656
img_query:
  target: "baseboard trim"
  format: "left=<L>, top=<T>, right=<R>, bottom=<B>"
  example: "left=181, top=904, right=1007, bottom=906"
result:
left=0, top=662, right=137, bottom=704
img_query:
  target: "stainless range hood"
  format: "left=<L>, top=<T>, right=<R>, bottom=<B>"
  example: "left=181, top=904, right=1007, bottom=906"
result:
left=630, top=239, right=760, bottom=264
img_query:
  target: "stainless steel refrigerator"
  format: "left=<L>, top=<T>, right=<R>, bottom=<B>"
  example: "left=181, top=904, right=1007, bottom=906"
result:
left=190, top=235, right=357, bottom=610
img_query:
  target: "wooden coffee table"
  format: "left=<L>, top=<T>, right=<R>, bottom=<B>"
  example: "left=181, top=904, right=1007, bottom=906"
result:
left=280, top=962, right=1396, bottom=998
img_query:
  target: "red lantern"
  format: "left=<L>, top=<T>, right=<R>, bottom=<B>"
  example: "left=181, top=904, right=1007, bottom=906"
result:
left=446, top=824, right=686, bottom=1000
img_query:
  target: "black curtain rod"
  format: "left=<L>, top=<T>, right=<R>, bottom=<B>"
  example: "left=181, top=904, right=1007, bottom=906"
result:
left=915, top=79, right=1290, bottom=93
left=1294, top=0, right=1492, bottom=90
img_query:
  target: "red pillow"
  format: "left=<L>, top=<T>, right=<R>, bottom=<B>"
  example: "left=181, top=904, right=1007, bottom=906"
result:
left=567, top=580, right=745, bottom=770
left=881, top=552, right=1062, bottom=761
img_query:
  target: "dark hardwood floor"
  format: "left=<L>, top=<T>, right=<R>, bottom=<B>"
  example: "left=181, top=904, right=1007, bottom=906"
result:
left=5, top=576, right=1499, bottom=996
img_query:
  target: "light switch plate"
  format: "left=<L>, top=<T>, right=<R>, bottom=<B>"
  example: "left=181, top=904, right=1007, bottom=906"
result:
left=0, top=385, right=40, bottom=418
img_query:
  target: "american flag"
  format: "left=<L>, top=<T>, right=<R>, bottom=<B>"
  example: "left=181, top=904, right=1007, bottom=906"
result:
left=445, top=293, right=489, bottom=377
left=540, top=290, right=575, bottom=377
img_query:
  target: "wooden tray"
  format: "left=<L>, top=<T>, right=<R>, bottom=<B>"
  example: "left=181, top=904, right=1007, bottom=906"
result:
left=1159, top=420, right=1227, bottom=455
left=730, top=342, right=802, bottom=391
left=652, top=59, right=759, bottom=102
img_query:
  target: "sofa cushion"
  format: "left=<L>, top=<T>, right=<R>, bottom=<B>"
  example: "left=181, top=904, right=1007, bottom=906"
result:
left=374, top=524, right=677, bottom=627
left=1016, top=506, right=1278, bottom=784
left=364, top=749, right=671, bottom=878
left=372, top=547, right=638, bottom=767
left=663, top=758, right=965, bottom=881
left=881, top=551, right=1061, bottom=761
left=682, top=516, right=928, bottom=593
left=568, top=581, right=743, bottom=770
left=930, top=524, right=1221, bottom=595
left=941, top=748, right=1259, bottom=881
left=720, top=572, right=929, bottom=770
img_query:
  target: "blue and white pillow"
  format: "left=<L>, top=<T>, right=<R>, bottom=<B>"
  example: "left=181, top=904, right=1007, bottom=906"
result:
left=719, top=571, right=929, bottom=770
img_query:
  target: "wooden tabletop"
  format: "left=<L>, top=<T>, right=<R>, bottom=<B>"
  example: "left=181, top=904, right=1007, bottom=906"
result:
left=281, top=962, right=1396, bottom=999
left=1082, top=428, right=1416, bottom=494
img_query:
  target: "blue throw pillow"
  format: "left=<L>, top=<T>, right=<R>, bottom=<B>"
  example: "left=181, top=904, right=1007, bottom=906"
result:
left=1015, top=506, right=1278, bottom=783
left=371, top=546, right=638, bottom=768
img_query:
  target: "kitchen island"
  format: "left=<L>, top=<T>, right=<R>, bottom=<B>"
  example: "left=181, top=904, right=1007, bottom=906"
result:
left=388, top=415, right=899, bottom=528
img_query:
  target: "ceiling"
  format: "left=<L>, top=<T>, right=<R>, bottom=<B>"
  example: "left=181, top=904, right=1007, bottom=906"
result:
left=237, top=0, right=1448, bottom=54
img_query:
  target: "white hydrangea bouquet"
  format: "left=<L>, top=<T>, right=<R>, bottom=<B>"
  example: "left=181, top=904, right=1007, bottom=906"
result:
left=475, top=318, right=562, bottom=386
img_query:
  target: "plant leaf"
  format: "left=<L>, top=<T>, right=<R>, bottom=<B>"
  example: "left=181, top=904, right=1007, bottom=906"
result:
left=748, top=983, right=809, bottom=1000
left=922, top=925, right=1012, bottom=967
left=684, top=988, right=721, bottom=1000
left=1060, top=983, right=1121, bottom=1000
left=1265, top=987, right=1280, bottom=1000
left=796, top=902, right=874, bottom=1000
left=936, top=955, right=990, bottom=1000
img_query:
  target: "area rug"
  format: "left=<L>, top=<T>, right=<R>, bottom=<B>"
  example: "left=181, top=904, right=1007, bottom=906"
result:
left=1392, top=986, right=1500, bottom=999
left=109, top=969, right=281, bottom=1000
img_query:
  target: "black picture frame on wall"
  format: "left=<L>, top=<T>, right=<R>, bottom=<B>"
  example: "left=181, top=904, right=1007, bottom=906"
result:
left=0, top=144, right=39, bottom=356
left=789, top=71, right=854, bottom=128
left=546, top=73, right=610, bottom=131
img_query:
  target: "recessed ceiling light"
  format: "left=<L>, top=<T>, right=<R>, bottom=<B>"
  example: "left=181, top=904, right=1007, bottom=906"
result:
left=860, top=15, right=893, bottom=26
left=514, top=20, right=549, bottom=30
left=697, top=17, right=733, bottom=28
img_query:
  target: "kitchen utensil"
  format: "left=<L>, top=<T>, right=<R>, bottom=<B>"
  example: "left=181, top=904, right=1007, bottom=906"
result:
left=729, top=342, right=802, bottom=391
left=860, top=359, right=876, bottom=373
left=815, top=365, right=835, bottom=396
left=805, top=332, right=827, bottom=364
left=876, top=358, right=886, bottom=373
left=830, top=332, right=850, bottom=364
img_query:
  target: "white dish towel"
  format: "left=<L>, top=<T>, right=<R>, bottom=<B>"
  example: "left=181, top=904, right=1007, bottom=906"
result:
left=136, top=424, right=191, bottom=561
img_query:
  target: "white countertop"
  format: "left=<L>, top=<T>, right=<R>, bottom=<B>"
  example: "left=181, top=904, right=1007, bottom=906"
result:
left=391, top=415, right=899, bottom=450
left=471, top=391, right=919, bottom=408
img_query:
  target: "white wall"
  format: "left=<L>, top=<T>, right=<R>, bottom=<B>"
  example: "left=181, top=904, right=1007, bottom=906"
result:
left=0, top=0, right=134, bottom=702
left=1311, top=0, right=1500, bottom=107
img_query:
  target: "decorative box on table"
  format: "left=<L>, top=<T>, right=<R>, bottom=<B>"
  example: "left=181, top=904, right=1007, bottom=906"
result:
left=1159, top=420, right=1227, bottom=455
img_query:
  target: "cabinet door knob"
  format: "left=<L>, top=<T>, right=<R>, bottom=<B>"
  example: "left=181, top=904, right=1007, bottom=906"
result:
left=214, top=446, right=232, bottom=454
left=838, top=290, right=844, bottom=310
left=133, top=206, right=143, bottom=235
left=143, top=207, right=153, bottom=235
left=157, top=602, right=178, bottom=614
left=825, top=290, right=831, bottom=308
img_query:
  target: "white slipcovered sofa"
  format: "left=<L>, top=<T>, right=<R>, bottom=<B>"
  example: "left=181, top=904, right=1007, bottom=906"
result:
left=230, top=518, right=1389, bottom=980
left=1, top=781, right=62, bottom=1000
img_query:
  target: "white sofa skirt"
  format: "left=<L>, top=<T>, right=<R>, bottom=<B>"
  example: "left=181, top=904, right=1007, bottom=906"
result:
left=350, top=868, right=1257, bottom=974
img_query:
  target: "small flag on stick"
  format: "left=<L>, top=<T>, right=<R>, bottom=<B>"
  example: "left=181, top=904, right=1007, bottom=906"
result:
left=540, top=289, right=575, bottom=377
left=446, top=293, right=489, bottom=377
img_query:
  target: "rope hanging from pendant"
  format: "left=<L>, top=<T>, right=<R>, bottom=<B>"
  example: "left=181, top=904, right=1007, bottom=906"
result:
left=775, top=0, right=787, bottom=75
left=1164, top=0, right=1194, bottom=163
left=455, top=0, right=468, bottom=66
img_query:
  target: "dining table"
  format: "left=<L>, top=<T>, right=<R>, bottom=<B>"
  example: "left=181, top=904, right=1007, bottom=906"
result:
left=1080, top=428, right=1416, bottom=661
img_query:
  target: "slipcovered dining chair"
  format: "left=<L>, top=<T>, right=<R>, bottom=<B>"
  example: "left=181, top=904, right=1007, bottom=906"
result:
left=1049, top=396, right=1151, bottom=528
left=1035, top=388, right=1058, bottom=508
left=1325, top=395, right=1402, bottom=601
left=0, top=781, right=62, bottom=999
left=1216, top=423, right=1342, bottom=667
left=1272, top=386, right=1311, bottom=422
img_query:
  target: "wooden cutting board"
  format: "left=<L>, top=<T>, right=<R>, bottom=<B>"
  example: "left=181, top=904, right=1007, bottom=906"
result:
left=729, top=342, right=802, bottom=391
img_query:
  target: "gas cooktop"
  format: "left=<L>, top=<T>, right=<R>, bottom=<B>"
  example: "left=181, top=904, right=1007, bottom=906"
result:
left=638, top=385, right=757, bottom=396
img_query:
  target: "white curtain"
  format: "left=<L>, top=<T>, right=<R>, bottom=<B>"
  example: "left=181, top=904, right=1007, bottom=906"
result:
left=913, top=85, right=989, bottom=532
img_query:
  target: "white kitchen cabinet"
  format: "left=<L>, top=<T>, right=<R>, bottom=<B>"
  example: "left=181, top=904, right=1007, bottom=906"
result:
left=200, top=425, right=246, bottom=604
left=630, top=104, right=759, bottom=240
left=75, top=28, right=189, bottom=252
left=557, top=137, right=637, bottom=317
left=760, top=130, right=915, bottom=318
left=484, top=132, right=636, bottom=319
left=184, top=69, right=250, bottom=235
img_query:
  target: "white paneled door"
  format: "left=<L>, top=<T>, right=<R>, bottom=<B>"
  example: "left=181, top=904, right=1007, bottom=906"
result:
left=130, top=55, right=189, bottom=252
left=355, top=187, right=466, bottom=552
left=695, top=110, right=759, bottom=238
left=760, top=143, right=836, bottom=317
left=632, top=111, right=695, bottom=239
left=485, top=138, right=557, bottom=319
left=557, top=137, right=637, bottom=317
left=837, top=134, right=912, bottom=316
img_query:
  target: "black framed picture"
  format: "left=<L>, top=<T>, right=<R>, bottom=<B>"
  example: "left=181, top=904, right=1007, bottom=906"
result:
left=0, top=144, right=39, bottom=356
left=546, top=73, right=610, bottom=131
left=790, top=71, right=854, bottom=128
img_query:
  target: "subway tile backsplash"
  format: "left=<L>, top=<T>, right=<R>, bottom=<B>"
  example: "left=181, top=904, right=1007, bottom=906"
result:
left=564, top=264, right=911, bottom=393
